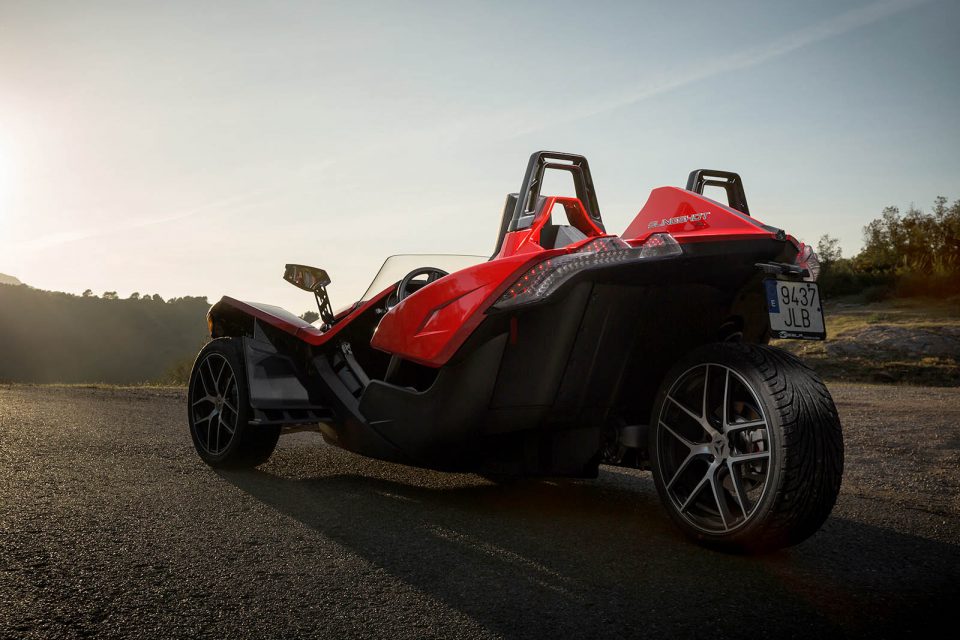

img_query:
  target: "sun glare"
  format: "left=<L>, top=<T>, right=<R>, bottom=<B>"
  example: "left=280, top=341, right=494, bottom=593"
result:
left=0, top=144, right=11, bottom=206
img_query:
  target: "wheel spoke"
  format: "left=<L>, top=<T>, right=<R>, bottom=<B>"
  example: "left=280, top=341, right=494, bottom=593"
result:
left=221, top=373, right=234, bottom=400
left=659, top=420, right=696, bottom=449
left=710, top=470, right=732, bottom=530
left=666, top=452, right=695, bottom=491
left=198, top=364, right=213, bottom=397
left=710, top=480, right=730, bottom=530
left=667, top=395, right=704, bottom=427
left=730, top=450, right=770, bottom=463
left=220, top=413, right=235, bottom=435
left=205, top=358, right=218, bottom=392
left=725, top=419, right=766, bottom=434
left=192, top=395, right=214, bottom=408
left=215, top=358, right=227, bottom=389
left=221, top=373, right=238, bottom=416
left=666, top=367, right=722, bottom=438
left=727, top=459, right=751, bottom=518
left=699, top=365, right=724, bottom=437
left=194, top=409, right=216, bottom=425
left=721, top=368, right=730, bottom=430
left=701, top=365, right=710, bottom=419
left=679, top=473, right=711, bottom=513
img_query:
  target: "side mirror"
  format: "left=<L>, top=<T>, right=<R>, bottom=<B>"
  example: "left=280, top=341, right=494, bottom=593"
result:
left=283, top=264, right=331, bottom=292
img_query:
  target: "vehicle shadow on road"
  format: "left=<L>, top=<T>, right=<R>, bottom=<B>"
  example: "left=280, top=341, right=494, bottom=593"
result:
left=219, top=451, right=958, bottom=639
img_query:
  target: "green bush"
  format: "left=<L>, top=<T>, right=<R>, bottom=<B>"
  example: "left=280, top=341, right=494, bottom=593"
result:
left=817, top=196, right=960, bottom=300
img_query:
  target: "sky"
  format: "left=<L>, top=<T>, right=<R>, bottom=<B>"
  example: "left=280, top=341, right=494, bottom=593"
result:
left=1, top=0, right=958, bottom=314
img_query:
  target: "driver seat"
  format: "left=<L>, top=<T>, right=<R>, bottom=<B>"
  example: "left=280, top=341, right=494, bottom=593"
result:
left=538, top=223, right=587, bottom=249
left=492, top=193, right=589, bottom=255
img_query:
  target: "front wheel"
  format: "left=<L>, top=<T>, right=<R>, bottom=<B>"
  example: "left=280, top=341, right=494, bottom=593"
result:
left=188, top=338, right=280, bottom=468
left=649, top=343, right=843, bottom=552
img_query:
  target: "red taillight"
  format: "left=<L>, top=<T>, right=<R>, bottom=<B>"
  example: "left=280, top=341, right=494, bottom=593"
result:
left=494, top=233, right=681, bottom=309
left=795, top=243, right=821, bottom=281
left=501, top=259, right=554, bottom=300
left=579, top=236, right=631, bottom=252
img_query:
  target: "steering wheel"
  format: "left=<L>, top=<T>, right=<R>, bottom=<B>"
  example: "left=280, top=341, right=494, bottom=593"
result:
left=393, top=267, right=448, bottom=306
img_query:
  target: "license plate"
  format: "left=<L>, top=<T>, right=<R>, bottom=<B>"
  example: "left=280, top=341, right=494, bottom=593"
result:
left=764, top=280, right=825, bottom=340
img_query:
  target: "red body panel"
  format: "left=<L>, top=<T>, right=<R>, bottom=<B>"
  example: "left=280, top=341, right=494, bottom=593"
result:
left=622, top=187, right=775, bottom=245
left=494, top=196, right=605, bottom=258
left=216, top=187, right=790, bottom=368
left=369, top=254, right=539, bottom=365
left=219, top=292, right=390, bottom=347
left=370, top=195, right=608, bottom=366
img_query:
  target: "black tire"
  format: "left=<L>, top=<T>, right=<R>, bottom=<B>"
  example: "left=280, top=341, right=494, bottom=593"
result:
left=187, top=338, right=280, bottom=468
left=649, top=343, right=843, bottom=552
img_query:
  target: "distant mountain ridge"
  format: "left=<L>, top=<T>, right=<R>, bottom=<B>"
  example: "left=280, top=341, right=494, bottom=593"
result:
left=0, top=282, right=209, bottom=383
left=0, top=273, right=23, bottom=286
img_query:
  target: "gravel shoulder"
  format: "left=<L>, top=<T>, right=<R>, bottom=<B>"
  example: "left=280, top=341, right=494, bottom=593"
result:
left=1, top=383, right=958, bottom=639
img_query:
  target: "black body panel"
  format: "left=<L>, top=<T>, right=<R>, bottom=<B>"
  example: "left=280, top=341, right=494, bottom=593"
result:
left=357, top=334, right=508, bottom=468
left=242, top=323, right=333, bottom=426
left=224, top=236, right=793, bottom=476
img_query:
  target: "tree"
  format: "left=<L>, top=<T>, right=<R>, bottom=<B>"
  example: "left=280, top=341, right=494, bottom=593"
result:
left=152, top=294, right=165, bottom=303
left=128, top=292, right=140, bottom=300
left=856, top=206, right=902, bottom=273
left=82, top=289, right=93, bottom=297
left=852, top=198, right=960, bottom=275
left=0, top=284, right=212, bottom=384
left=933, top=196, right=960, bottom=271
left=300, top=310, right=320, bottom=324
left=816, top=235, right=842, bottom=265
left=102, top=291, right=118, bottom=300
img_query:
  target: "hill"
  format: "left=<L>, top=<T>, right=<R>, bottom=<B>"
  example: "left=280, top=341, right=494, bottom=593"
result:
left=0, top=273, right=23, bottom=286
left=0, top=284, right=209, bottom=384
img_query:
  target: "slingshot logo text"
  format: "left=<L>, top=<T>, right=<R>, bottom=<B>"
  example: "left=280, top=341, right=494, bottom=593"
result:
left=647, top=212, right=710, bottom=229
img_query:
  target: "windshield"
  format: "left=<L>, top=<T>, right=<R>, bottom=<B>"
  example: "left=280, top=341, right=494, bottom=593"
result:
left=360, top=254, right=485, bottom=301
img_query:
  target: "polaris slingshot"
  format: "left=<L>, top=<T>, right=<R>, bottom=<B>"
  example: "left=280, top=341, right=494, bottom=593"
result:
left=188, top=151, right=843, bottom=551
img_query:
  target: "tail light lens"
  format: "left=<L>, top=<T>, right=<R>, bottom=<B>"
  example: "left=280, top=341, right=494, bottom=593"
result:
left=494, top=233, right=681, bottom=309
left=795, top=243, right=820, bottom=281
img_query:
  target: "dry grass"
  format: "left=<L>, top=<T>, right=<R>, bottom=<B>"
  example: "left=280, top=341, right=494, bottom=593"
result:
left=774, top=296, right=960, bottom=386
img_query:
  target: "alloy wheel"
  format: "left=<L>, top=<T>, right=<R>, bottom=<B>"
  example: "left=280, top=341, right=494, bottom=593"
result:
left=655, top=363, right=773, bottom=534
left=190, top=352, right=240, bottom=456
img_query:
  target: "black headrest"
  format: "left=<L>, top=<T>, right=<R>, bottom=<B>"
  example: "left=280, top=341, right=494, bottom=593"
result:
left=491, top=193, right=519, bottom=259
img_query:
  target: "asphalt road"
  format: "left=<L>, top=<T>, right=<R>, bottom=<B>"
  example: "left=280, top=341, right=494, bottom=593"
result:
left=1, top=383, right=958, bottom=639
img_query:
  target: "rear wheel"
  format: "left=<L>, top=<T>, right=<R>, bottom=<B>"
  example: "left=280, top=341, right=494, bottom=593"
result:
left=649, top=343, right=843, bottom=552
left=188, top=338, right=279, bottom=468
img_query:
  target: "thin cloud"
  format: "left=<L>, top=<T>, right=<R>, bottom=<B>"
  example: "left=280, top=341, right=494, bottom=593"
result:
left=15, top=188, right=273, bottom=252
left=14, top=161, right=333, bottom=253
left=511, top=0, right=931, bottom=136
